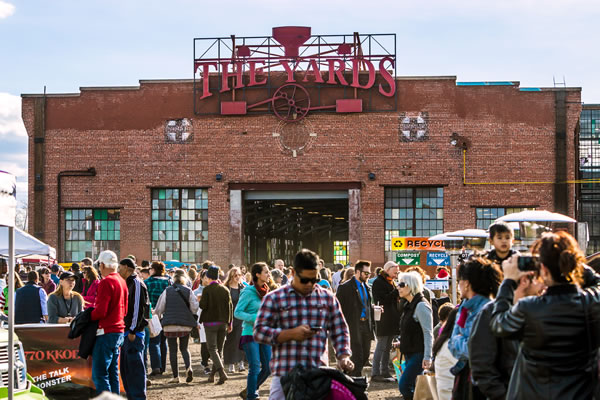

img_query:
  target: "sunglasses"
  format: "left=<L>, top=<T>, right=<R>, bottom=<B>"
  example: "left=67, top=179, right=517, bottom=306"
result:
left=398, top=282, right=407, bottom=288
left=298, top=276, right=319, bottom=285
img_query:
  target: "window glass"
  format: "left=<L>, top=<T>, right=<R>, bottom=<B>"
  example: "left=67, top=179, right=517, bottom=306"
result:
left=384, top=187, right=444, bottom=251
left=64, top=208, right=120, bottom=262
left=151, top=188, right=209, bottom=262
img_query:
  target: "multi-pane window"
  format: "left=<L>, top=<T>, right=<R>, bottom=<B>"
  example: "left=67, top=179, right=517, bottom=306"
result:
left=151, top=188, right=208, bottom=263
left=579, top=108, right=600, bottom=254
left=333, top=240, right=349, bottom=265
left=475, top=207, right=535, bottom=230
left=64, top=209, right=120, bottom=262
left=384, top=187, right=444, bottom=251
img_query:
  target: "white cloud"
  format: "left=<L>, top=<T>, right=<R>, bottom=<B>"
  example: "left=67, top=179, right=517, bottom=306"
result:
left=0, top=1, right=14, bottom=19
left=0, top=160, right=27, bottom=179
left=0, top=93, right=27, bottom=138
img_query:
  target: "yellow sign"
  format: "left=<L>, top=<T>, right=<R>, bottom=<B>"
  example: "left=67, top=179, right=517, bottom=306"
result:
left=391, top=237, right=445, bottom=251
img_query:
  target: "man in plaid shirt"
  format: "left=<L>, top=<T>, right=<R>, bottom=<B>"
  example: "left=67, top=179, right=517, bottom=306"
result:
left=254, top=249, right=354, bottom=399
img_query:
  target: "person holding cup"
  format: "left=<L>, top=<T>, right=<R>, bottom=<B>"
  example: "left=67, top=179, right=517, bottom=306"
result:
left=371, top=261, right=401, bottom=383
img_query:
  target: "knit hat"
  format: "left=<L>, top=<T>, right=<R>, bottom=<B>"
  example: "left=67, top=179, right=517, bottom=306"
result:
left=437, top=269, right=449, bottom=279
left=207, top=266, right=219, bottom=280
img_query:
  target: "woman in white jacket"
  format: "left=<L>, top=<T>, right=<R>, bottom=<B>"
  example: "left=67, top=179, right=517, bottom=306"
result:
left=433, top=307, right=458, bottom=400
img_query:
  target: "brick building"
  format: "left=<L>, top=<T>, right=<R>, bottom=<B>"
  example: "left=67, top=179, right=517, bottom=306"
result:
left=21, top=75, right=581, bottom=268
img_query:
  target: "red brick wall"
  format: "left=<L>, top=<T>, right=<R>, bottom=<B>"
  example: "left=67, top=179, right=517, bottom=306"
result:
left=22, top=78, right=582, bottom=266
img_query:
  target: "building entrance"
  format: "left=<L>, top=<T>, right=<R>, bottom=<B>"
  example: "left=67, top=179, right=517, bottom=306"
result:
left=243, top=191, right=349, bottom=266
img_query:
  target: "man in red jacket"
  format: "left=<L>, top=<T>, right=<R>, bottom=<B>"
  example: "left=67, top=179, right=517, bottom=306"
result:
left=91, top=250, right=128, bottom=395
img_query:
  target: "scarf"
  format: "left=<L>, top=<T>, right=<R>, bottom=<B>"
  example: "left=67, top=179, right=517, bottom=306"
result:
left=255, top=283, right=269, bottom=298
left=381, top=270, right=396, bottom=287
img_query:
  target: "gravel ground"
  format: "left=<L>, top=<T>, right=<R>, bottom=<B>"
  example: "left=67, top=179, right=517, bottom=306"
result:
left=147, top=341, right=402, bottom=399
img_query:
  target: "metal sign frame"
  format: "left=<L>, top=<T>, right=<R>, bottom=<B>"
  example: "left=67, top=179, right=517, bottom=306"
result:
left=193, top=27, right=397, bottom=119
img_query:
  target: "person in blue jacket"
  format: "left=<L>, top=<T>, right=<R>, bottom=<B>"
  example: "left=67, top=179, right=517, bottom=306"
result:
left=234, top=262, right=272, bottom=400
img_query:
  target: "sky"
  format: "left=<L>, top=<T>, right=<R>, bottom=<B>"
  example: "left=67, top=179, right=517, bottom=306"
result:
left=1, top=0, right=600, bottom=207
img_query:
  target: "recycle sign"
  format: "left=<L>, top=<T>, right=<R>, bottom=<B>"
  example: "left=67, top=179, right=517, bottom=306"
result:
left=427, top=252, right=450, bottom=266
left=395, top=252, right=420, bottom=266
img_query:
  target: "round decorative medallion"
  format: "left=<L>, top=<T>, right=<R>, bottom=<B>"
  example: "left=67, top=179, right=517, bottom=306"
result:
left=272, top=118, right=317, bottom=157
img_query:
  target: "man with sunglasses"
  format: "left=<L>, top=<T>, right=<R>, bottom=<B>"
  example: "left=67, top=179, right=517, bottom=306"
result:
left=254, top=249, right=353, bottom=400
left=336, top=260, right=376, bottom=377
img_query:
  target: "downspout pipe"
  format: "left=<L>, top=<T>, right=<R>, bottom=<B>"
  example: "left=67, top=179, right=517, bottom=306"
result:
left=57, top=167, right=96, bottom=260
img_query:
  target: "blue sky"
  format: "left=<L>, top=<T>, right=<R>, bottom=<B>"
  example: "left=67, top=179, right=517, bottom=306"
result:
left=1, top=0, right=600, bottom=207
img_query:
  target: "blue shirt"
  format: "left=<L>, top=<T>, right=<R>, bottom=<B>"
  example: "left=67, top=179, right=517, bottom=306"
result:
left=354, top=277, right=367, bottom=319
left=50, top=274, right=60, bottom=285
left=448, top=294, right=491, bottom=361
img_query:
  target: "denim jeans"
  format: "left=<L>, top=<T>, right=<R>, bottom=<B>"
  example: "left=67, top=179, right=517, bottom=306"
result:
left=148, top=331, right=167, bottom=372
left=372, top=335, right=394, bottom=376
left=120, top=333, right=146, bottom=400
left=242, top=340, right=271, bottom=400
left=398, top=352, right=424, bottom=400
left=92, top=332, right=124, bottom=395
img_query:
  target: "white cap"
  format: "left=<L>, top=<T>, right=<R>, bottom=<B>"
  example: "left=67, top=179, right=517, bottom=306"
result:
left=96, top=250, right=118, bottom=268
left=383, top=261, right=399, bottom=271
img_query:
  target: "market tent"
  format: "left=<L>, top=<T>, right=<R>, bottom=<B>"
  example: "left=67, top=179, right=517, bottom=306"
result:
left=0, top=226, right=56, bottom=259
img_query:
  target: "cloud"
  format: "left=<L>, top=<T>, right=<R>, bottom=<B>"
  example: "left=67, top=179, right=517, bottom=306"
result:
left=0, top=93, right=27, bottom=138
left=0, top=160, right=27, bottom=179
left=0, top=1, right=14, bottom=19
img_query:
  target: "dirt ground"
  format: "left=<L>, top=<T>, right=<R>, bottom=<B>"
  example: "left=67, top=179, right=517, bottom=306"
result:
left=147, top=341, right=401, bottom=400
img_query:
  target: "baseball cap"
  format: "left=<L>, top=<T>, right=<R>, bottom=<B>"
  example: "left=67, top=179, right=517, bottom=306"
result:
left=96, top=250, right=118, bottom=267
left=119, top=258, right=136, bottom=270
left=59, top=271, right=75, bottom=280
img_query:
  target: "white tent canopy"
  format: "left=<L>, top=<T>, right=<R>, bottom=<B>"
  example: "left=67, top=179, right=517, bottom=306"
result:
left=0, top=226, right=56, bottom=259
left=496, top=210, right=577, bottom=223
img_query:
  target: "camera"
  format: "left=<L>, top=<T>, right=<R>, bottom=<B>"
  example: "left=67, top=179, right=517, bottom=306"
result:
left=518, top=254, right=540, bottom=271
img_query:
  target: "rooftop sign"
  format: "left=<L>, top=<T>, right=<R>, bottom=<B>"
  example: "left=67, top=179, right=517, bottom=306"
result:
left=193, top=27, right=397, bottom=121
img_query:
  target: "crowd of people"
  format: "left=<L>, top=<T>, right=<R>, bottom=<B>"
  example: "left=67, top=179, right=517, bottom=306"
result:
left=2, top=220, right=600, bottom=400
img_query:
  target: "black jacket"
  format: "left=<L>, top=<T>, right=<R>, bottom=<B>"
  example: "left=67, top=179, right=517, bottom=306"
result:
left=124, top=274, right=150, bottom=334
left=469, top=301, right=519, bottom=400
left=68, top=307, right=98, bottom=359
left=371, top=274, right=400, bottom=337
left=491, top=279, right=600, bottom=400
left=336, top=278, right=375, bottom=341
left=281, top=365, right=368, bottom=400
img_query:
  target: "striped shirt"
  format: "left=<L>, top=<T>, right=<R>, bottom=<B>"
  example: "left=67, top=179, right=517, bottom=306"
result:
left=253, top=284, right=351, bottom=377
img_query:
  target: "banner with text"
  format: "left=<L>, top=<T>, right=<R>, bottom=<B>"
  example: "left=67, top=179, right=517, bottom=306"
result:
left=395, top=252, right=421, bottom=266
left=427, top=252, right=450, bottom=266
left=391, top=237, right=445, bottom=251
left=15, top=324, right=124, bottom=399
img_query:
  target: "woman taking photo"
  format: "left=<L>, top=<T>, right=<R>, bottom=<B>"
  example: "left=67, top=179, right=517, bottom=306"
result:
left=223, top=266, right=246, bottom=373
left=397, top=271, right=434, bottom=400
left=81, top=266, right=100, bottom=308
left=47, top=271, right=84, bottom=324
left=154, top=270, right=199, bottom=384
left=234, top=262, right=272, bottom=400
left=448, top=257, right=502, bottom=399
left=38, top=267, right=56, bottom=295
left=491, top=231, right=600, bottom=399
